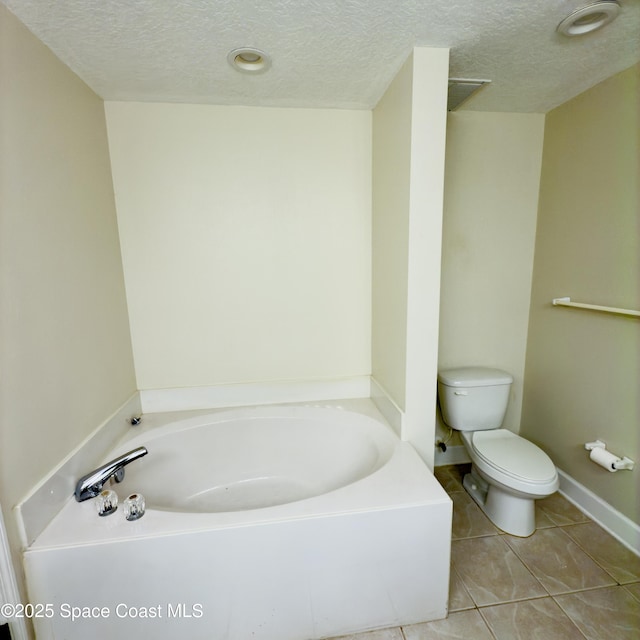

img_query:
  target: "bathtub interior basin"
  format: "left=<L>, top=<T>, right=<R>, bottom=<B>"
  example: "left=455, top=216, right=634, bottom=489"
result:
left=111, top=406, right=396, bottom=512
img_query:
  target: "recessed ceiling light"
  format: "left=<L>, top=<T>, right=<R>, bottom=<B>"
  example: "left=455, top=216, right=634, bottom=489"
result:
left=556, top=1, right=620, bottom=37
left=227, top=47, right=271, bottom=74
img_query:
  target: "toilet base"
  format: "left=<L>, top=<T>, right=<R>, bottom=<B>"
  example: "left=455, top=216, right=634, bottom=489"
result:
left=463, top=469, right=536, bottom=537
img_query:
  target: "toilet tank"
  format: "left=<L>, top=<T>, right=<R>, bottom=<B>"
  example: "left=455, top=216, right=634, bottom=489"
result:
left=437, top=367, right=513, bottom=432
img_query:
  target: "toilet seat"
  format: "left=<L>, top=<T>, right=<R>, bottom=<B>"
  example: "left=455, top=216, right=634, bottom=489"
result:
left=470, top=429, right=557, bottom=483
left=462, top=429, right=558, bottom=496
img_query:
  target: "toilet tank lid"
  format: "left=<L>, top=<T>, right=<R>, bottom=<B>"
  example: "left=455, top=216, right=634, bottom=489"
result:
left=438, top=367, right=513, bottom=387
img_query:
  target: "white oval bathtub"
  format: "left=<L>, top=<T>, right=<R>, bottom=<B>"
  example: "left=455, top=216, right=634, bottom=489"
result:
left=25, top=402, right=452, bottom=640
left=112, top=406, right=396, bottom=512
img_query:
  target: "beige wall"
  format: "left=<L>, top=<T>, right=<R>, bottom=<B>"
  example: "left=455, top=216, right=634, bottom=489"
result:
left=439, top=112, right=545, bottom=432
left=0, top=1, right=136, bottom=587
left=372, top=48, right=449, bottom=465
left=521, top=65, right=639, bottom=523
left=106, top=102, right=372, bottom=390
left=371, top=54, right=413, bottom=407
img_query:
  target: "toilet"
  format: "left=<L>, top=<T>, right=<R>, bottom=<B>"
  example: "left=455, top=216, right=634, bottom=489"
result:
left=437, top=366, right=558, bottom=537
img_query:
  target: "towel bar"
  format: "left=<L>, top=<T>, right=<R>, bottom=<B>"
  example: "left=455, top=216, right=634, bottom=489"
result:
left=552, top=297, right=640, bottom=318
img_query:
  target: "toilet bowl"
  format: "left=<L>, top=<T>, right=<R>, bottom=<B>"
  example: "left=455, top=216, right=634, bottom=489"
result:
left=437, top=367, right=558, bottom=537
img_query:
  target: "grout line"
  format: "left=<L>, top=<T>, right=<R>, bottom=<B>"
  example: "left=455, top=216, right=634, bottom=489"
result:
left=474, top=606, right=500, bottom=640
left=474, top=593, right=551, bottom=608
left=551, top=594, right=596, bottom=640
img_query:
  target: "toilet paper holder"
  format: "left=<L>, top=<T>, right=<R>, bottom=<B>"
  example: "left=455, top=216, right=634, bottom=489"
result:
left=585, top=440, right=634, bottom=471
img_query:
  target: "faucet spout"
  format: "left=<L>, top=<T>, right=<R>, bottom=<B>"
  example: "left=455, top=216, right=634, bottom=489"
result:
left=74, top=446, right=148, bottom=502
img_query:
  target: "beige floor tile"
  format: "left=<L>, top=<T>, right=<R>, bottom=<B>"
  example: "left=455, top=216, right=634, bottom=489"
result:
left=555, top=585, right=640, bottom=640
left=562, top=522, right=640, bottom=584
left=533, top=504, right=556, bottom=529
left=449, top=567, right=475, bottom=612
left=326, top=627, right=404, bottom=640
left=625, top=582, right=640, bottom=602
left=452, top=536, right=546, bottom=606
left=536, top=493, right=590, bottom=526
left=505, top=527, right=616, bottom=595
left=403, top=609, right=494, bottom=640
left=450, top=491, right=499, bottom=539
left=480, top=597, right=586, bottom=640
left=434, top=466, right=465, bottom=493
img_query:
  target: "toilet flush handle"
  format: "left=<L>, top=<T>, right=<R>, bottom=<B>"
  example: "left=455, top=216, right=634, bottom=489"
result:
left=454, top=390, right=468, bottom=396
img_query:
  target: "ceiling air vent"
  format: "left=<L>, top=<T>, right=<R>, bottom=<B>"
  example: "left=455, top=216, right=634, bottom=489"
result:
left=448, top=78, right=491, bottom=111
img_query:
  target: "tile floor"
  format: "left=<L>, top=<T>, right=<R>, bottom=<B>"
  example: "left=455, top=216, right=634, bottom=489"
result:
left=328, top=464, right=640, bottom=640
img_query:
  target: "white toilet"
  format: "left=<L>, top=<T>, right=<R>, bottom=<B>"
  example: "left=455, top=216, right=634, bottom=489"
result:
left=437, top=366, right=558, bottom=537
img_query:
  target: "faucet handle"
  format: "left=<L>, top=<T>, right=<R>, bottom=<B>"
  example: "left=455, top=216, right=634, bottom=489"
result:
left=96, top=490, right=119, bottom=516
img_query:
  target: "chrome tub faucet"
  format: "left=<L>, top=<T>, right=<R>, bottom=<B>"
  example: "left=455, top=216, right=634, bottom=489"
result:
left=74, top=446, right=148, bottom=502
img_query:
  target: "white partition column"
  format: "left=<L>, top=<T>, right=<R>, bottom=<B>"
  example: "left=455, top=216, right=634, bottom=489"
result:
left=372, top=48, right=449, bottom=468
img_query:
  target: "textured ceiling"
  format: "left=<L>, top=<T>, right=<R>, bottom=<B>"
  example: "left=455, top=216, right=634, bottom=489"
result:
left=2, top=0, right=639, bottom=112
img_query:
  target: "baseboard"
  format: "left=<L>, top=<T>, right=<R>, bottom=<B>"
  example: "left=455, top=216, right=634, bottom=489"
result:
left=557, top=468, right=640, bottom=556
left=14, top=393, right=141, bottom=549
left=434, top=445, right=471, bottom=467
left=140, top=376, right=372, bottom=413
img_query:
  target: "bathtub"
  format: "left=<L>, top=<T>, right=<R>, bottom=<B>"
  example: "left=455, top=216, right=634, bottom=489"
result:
left=24, top=402, right=452, bottom=640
